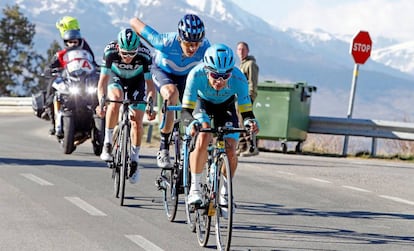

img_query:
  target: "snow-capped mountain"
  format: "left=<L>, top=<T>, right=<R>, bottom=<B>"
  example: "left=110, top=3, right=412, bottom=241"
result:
left=371, top=41, right=414, bottom=75
left=2, top=0, right=414, bottom=121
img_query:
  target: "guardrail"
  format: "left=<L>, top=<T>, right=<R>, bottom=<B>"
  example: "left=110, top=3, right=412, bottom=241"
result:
left=308, top=116, right=414, bottom=156
left=3, top=98, right=414, bottom=155
left=0, top=97, right=158, bottom=143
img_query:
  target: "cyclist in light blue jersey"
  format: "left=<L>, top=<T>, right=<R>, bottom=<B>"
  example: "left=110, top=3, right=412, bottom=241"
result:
left=130, top=14, right=211, bottom=168
left=97, top=28, right=157, bottom=184
left=180, top=43, right=260, bottom=205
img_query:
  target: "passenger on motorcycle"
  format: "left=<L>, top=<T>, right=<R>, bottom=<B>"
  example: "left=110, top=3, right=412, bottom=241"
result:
left=43, top=16, right=97, bottom=135
left=44, top=29, right=97, bottom=137
left=130, top=14, right=210, bottom=169
left=96, top=28, right=157, bottom=184
left=180, top=44, right=260, bottom=205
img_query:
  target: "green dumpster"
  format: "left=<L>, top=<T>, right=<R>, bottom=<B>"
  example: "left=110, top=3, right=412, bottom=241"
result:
left=254, top=81, right=316, bottom=153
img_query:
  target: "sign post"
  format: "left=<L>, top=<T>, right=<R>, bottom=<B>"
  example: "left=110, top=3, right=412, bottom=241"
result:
left=343, top=30, right=372, bottom=156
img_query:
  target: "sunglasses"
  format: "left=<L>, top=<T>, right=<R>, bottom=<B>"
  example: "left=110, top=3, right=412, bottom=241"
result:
left=119, top=50, right=137, bottom=57
left=209, top=71, right=232, bottom=80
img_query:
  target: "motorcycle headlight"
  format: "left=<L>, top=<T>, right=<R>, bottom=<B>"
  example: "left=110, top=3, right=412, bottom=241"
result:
left=86, top=86, right=97, bottom=94
left=69, top=86, right=80, bottom=95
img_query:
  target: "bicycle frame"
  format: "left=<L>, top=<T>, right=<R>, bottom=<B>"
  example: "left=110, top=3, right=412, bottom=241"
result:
left=105, top=85, right=149, bottom=206
left=156, top=100, right=196, bottom=231
left=195, top=126, right=248, bottom=250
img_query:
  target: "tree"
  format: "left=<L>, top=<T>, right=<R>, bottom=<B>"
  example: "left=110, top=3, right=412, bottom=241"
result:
left=0, top=4, right=46, bottom=96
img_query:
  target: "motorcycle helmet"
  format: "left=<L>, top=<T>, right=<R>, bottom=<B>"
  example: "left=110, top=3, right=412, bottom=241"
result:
left=203, top=43, right=235, bottom=74
left=62, top=29, right=83, bottom=48
left=117, top=28, right=140, bottom=51
left=177, top=14, right=205, bottom=42
left=56, top=16, right=80, bottom=38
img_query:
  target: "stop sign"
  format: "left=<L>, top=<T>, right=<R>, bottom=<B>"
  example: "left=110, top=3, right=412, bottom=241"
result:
left=350, top=31, right=372, bottom=64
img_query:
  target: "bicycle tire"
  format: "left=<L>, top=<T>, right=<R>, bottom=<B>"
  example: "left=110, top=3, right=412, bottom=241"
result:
left=162, top=166, right=179, bottom=221
left=215, top=154, right=233, bottom=251
left=183, top=140, right=196, bottom=232
left=195, top=165, right=211, bottom=247
left=112, top=126, right=121, bottom=198
left=119, top=123, right=130, bottom=206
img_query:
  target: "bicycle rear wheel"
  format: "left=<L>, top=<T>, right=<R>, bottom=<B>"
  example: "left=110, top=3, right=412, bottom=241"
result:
left=215, top=154, right=233, bottom=251
left=119, top=123, right=130, bottom=206
left=161, top=166, right=179, bottom=221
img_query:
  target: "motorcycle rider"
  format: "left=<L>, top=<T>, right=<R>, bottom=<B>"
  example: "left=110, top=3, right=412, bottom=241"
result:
left=45, top=29, right=96, bottom=137
left=43, top=16, right=97, bottom=135
left=96, top=28, right=156, bottom=184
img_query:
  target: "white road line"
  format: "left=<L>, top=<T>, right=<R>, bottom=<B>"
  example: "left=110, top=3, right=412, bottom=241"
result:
left=64, top=196, right=107, bottom=216
left=379, top=195, right=414, bottom=206
left=125, top=235, right=164, bottom=251
left=21, top=173, right=53, bottom=186
left=277, top=171, right=295, bottom=176
left=310, top=177, right=332, bottom=183
left=342, top=185, right=371, bottom=193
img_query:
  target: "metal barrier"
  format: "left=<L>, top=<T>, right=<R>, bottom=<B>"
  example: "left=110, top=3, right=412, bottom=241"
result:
left=0, top=97, right=158, bottom=142
left=3, top=98, right=414, bottom=154
left=309, top=116, right=414, bottom=156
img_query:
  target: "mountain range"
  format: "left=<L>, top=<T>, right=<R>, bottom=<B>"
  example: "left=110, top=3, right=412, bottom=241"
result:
left=3, top=0, right=414, bottom=121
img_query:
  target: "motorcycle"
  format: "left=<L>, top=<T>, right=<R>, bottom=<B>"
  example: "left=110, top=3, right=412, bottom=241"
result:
left=51, top=49, right=104, bottom=155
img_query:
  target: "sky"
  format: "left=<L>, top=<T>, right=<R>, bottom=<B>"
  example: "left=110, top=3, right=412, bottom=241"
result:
left=234, top=0, right=414, bottom=43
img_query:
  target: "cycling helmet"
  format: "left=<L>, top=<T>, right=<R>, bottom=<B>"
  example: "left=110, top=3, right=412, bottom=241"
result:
left=203, top=43, right=235, bottom=74
left=178, top=14, right=205, bottom=42
left=56, top=16, right=80, bottom=38
left=117, top=28, right=140, bottom=51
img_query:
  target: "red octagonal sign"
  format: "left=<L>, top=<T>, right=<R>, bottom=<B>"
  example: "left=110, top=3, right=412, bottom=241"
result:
left=350, top=31, right=372, bottom=64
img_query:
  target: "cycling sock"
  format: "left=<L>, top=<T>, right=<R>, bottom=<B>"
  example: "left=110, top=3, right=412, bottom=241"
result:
left=131, top=145, right=140, bottom=163
left=159, top=132, right=171, bottom=150
left=104, top=128, right=114, bottom=144
left=190, top=173, right=202, bottom=192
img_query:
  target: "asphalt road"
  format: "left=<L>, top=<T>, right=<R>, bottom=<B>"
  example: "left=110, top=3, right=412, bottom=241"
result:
left=1, top=114, right=413, bottom=251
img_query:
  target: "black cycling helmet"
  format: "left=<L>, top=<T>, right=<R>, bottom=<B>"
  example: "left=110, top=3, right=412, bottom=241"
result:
left=178, top=14, right=205, bottom=42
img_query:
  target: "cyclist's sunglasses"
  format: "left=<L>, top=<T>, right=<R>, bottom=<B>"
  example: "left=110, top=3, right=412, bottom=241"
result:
left=208, top=71, right=232, bottom=80
left=119, top=49, right=138, bottom=57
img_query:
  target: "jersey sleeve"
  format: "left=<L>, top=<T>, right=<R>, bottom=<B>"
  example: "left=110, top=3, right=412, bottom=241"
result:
left=182, top=67, right=200, bottom=110
left=234, top=68, right=253, bottom=113
left=100, top=41, right=117, bottom=75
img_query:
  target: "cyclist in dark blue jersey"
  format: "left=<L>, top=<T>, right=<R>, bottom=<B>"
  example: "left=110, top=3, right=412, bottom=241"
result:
left=130, top=14, right=211, bottom=168
left=97, top=28, right=156, bottom=184
left=180, top=43, right=260, bottom=205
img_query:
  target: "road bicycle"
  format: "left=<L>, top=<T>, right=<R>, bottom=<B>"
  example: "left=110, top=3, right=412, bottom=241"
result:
left=155, top=100, right=196, bottom=231
left=194, top=125, right=252, bottom=251
left=104, top=85, right=153, bottom=206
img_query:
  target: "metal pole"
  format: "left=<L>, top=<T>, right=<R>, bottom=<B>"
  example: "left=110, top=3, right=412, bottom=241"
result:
left=343, top=64, right=359, bottom=156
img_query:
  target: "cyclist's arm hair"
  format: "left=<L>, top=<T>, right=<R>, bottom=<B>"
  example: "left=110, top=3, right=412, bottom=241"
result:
left=181, top=108, right=194, bottom=128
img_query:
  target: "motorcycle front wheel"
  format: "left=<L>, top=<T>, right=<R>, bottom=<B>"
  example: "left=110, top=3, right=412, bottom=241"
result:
left=62, top=115, right=76, bottom=154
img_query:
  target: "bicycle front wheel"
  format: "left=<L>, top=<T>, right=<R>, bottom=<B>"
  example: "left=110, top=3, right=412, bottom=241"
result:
left=112, top=126, right=121, bottom=198
left=195, top=166, right=211, bottom=247
left=215, top=154, right=233, bottom=251
left=119, top=123, right=130, bottom=206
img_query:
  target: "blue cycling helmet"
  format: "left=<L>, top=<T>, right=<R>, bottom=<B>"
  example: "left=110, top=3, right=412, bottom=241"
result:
left=117, top=28, right=140, bottom=51
left=178, top=14, right=205, bottom=42
left=203, top=43, right=235, bottom=74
